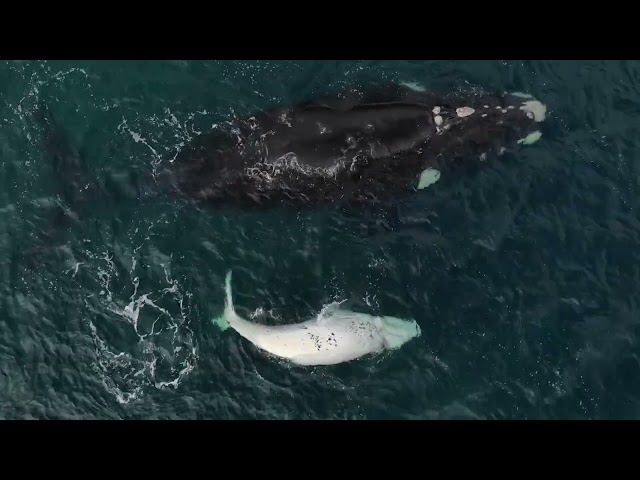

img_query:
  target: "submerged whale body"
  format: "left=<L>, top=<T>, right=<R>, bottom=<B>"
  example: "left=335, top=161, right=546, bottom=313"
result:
left=212, top=271, right=421, bottom=366
left=37, top=82, right=547, bottom=212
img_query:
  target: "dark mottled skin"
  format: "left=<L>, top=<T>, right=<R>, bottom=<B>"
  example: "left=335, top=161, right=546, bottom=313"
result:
left=37, top=83, right=545, bottom=212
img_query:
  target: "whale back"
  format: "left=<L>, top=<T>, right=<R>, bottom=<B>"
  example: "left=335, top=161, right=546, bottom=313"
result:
left=278, top=309, right=387, bottom=366
left=276, top=306, right=419, bottom=366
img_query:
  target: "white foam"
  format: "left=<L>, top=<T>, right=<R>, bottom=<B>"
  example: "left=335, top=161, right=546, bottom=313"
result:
left=245, top=151, right=344, bottom=187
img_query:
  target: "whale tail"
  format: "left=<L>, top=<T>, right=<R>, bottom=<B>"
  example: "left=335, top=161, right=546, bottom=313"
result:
left=34, top=100, right=156, bottom=211
left=211, top=270, right=235, bottom=331
left=34, top=100, right=105, bottom=208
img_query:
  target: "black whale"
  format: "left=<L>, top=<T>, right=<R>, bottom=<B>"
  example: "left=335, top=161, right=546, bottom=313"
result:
left=39, top=83, right=547, bottom=212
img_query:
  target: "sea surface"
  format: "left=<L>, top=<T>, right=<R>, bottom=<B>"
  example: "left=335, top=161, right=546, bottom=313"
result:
left=1, top=60, right=639, bottom=420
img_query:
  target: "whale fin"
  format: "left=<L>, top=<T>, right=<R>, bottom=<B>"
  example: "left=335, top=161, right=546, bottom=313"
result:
left=212, top=270, right=236, bottom=331
left=211, top=314, right=230, bottom=331
left=316, top=300, right=348, bottom=324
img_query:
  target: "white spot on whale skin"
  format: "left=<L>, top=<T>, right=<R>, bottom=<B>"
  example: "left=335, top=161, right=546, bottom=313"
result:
left=432, top=106, right=441, bottom=114
left=434, top=115, right=443, bottom=126
left=517, top=130, right=542, bottom=145
left=508, top=91, right=534, bottom=99
left=519, top=100, right=546, bottom=122
left=456, top=106, right=475, bottom=117
left=417, top=168, right=441, bottom=189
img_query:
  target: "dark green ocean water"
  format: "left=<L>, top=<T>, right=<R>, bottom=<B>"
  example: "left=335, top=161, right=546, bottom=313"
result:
left=1, top=60, right=639, bottom=419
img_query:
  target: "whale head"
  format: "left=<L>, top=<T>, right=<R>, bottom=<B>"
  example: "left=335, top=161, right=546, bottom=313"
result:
left=376, top=315, right=422, bottom=350
left=425, top=91, right=547, bottom=164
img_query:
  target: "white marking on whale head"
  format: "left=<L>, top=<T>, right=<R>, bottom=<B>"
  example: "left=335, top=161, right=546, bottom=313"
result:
left=417, top=168, right=441, bottom=189
left=434, top=115, right=443, bottom=126
left=432, top=106, right=441, bottom=115
left=456, top=106, right=475, bottom=117
left=519, top=100, right=546, bottom=122
left=517, top=130, right=542, bottom=145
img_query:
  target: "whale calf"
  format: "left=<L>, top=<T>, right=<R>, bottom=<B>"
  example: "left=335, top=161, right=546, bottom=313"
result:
left=212, top=271, right=421, bottom=366
left=36, top=82, right=547, bottom=213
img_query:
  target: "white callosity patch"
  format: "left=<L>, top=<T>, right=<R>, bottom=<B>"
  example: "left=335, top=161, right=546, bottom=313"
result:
left=432, top=106, right=441, bottom=115
left=519, top=100, right=546, bottom=122
left=434, top=115, right=443, bottom=126
left=417, top=168, right=441, bottom=189
left=456, top=106, right=475, bottom=117
left=517, top=130, right=542, bottom=145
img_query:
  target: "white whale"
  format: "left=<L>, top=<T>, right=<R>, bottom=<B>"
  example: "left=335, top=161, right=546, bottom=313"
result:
left=211, top=271, right=421, bottom=366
